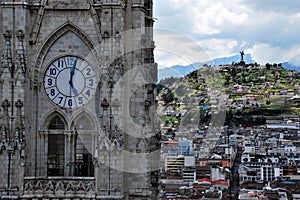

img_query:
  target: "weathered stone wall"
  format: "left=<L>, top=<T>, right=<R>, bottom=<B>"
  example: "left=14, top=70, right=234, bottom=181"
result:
left=0, top=1, right=28, bottom=198
left=0, top=0, right=158, bottom=199
left=0, top=150, right=23, bottom=197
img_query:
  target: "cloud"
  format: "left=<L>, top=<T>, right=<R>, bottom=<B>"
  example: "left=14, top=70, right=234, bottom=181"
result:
left=197, top=39, right=239, bottom=59
left=192, top=1, right=249, bottom=35
left=154, top=1, right=300, bottom=68
left=154, top=29, right=210, bottom=69
left=247, top=43, right=300, bottom=65
left=247, top=43, right=288, bottom=64
left=171, top=0, right=194, bottom=9
left=153, top=0, right=195, bottom=32
left=290, top=54, right=300, bottom=66
left=241, top=0, right=300, bottom=14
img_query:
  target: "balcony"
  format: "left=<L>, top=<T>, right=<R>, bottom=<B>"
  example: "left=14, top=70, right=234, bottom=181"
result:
left=23, top=177, right=95, bottom=199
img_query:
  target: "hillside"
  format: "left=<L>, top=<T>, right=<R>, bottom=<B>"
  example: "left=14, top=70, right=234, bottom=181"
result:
left=158, top=62, right=300, bottom=128
left=158, top=54, right=300, bottom=81
left=158, top=53, right=253, bottom=80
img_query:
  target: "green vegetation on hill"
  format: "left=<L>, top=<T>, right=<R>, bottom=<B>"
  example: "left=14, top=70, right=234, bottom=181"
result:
left=158, top=62, right=300, bottom=127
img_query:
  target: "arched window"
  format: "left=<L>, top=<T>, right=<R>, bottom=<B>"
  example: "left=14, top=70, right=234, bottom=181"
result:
left=47, top=115, right=65, bottom=176
left=48, top=115, right=65, bottom=129
left=72, top=115, right=94, bottom=177
left=74, top=134, right=94, bottom=177
left=75, top=115, right=92, bottom=130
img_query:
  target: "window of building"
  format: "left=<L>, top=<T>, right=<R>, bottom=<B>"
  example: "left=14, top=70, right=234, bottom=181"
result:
left=75, top=115, right=93, bottom=130
left=47, top=115, right=65, bottom=176
left=48, top=134, right=65, bottom=176
left=72, top=115, right=94, bottom=177
left=48, top=115, right=65, bottom=129
left=74, top=134, right=94, bottom=177
left=46, top=114, right=95, bottom=177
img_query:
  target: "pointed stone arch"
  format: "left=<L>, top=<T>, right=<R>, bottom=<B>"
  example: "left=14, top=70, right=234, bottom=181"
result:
left=42, top=110, right=67, bottom=130
left=71, top=111, right=96, bottom=175
left=71, top=110, right=98, bottom=131
left=32, top=22, right=100, bottom=84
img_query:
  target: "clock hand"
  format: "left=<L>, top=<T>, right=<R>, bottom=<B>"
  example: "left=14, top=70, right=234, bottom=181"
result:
left=69, top=59, right=77, bottom=82
left=69, top=71, right=74, bottom=96
left=69, top=65, right=75, bottom=83
left=69, top=61, right=78, bottom=96
left=70, top=81, right=78, bottom=96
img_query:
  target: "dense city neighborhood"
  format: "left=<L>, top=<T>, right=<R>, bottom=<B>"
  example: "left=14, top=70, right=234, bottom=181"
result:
left=158, top=57, right=300, bottom=199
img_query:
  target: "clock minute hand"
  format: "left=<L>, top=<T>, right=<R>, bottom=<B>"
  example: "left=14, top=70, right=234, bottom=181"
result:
left=69, top=59, right=77, bottom=83
left=70, top=81, right=78, bottom=96
left=69, top=62, right=78, bottom=96
left=69, top=65, right=75, bottom=81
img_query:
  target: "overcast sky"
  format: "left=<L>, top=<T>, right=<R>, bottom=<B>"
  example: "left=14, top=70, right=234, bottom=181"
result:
left=153, top=0, right=300, bottom=69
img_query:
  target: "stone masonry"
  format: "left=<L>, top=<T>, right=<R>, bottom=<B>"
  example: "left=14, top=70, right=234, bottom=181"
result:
left=0, top=0, right=159, bottom=199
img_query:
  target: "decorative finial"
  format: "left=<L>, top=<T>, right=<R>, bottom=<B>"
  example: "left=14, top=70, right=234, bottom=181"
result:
left=101, top=98, right=109, bottom=110
left=2, top=99, right=10, bottom=110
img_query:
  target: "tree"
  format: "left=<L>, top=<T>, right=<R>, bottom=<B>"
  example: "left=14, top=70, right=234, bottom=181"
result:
left=225, top=74, right=231, bottom=86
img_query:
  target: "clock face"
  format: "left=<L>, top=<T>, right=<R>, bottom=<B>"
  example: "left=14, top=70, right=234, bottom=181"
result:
left=44, top=56, right=97, bottom=109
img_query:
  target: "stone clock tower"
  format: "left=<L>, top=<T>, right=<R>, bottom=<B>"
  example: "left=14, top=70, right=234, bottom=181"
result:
left=0, top=0, right=159, bottom=199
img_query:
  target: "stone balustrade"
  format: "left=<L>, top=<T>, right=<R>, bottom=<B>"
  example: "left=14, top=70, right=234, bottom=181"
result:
left=23, top=177, right=95, bottom=199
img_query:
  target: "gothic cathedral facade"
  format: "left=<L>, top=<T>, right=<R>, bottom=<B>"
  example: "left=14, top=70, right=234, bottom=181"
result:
left=0, top=0, right=159, bottom=199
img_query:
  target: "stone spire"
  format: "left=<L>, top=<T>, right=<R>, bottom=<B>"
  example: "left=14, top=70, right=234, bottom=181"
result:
left=1, top=99, right=10, bottom=139
left=15, top=99, right=23, bottom=132
left=16, top=30, right=26, bottom=74
left=1, top=31, right=13, bottom=76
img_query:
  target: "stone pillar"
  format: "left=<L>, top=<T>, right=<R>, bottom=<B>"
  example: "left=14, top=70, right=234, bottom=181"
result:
left=65, top=133, right=71, bottom=176
left=94, top=160, right=99, bottom=195
left=19, top=161, right=25, bottom=195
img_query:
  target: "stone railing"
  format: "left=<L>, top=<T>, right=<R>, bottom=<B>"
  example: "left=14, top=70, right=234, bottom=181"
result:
left=22, top=177, right=95, bottom=198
